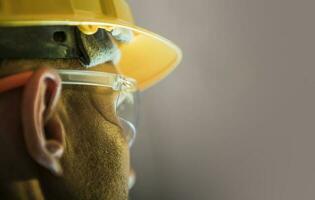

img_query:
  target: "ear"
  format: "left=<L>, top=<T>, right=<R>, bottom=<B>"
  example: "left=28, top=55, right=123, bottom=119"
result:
left=21, top=67, right=65, bottom=176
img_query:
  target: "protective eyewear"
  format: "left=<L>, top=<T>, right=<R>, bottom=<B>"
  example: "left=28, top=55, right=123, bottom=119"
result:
left=58, top=70, right=138, bottom=147
left=0, top=69, right=138, bottom=147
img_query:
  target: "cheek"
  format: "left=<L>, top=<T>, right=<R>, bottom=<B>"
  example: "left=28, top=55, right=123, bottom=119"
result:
left=90, top=88, right=120, bottom=125
left=65, top=118, right=130, bottom=198
left=57, top=90, right=130, bottom=198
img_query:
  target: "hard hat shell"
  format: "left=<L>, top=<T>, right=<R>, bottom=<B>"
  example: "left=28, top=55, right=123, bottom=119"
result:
left=0, top=0, right=182, bottom=90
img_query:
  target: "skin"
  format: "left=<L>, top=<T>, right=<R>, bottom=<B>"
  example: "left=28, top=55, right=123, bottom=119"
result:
left=0, top=59, right=130, bottom=199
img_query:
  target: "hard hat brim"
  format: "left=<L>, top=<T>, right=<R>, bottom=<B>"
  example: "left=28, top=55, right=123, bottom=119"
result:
left=0, top=17, right=182, bottom=90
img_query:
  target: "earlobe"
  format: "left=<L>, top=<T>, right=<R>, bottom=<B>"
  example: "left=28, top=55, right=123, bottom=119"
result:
left=21, top=67, right=64, bottom=176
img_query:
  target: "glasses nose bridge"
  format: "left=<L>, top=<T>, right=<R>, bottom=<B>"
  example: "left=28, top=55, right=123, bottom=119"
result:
left=119, top=117, right=136, bottom=147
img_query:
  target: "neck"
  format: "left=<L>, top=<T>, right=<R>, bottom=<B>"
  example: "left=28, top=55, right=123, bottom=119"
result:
left=0, top=180, right=44, bottom=200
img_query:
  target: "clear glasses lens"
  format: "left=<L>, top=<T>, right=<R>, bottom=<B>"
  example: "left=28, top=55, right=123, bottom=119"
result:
left=116, top=91, right=139, bottom=147
left=119, top=118, right=136, bottom=147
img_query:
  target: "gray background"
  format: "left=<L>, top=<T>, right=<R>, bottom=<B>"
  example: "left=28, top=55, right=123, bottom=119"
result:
left=129, top=0, right=315, bottom=199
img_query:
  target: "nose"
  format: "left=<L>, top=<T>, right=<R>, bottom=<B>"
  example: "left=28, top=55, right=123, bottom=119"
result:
left=119, top=118, right=136, bottom=147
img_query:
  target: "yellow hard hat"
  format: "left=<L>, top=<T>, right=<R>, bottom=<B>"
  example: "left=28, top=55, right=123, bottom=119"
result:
left=0, top=0, right=182, bottom=90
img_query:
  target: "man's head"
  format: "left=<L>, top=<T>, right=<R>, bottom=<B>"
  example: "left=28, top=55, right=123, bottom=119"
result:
left=0, top=59, right=130, bottom=199
left=0, top=0, right=181, bottom=199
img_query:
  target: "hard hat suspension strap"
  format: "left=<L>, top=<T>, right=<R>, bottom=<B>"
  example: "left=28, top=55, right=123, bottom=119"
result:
left=0, top=26, right=120, bottom=67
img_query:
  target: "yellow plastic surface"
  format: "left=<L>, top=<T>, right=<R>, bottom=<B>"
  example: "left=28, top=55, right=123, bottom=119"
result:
left=0, top=0, right=182, bottom=90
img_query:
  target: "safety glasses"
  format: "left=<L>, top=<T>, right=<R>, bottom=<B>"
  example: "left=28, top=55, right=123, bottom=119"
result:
left=0, top=69, right=138, bottom=147
left=58, top=70, right=138, bottom=147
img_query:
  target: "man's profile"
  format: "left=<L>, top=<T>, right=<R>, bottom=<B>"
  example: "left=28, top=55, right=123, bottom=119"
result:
left=0, top=0, right=181, bottom=199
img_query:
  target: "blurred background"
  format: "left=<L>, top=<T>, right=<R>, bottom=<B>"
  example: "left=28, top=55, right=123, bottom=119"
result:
left=129, top=0, right=315, bottom=199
